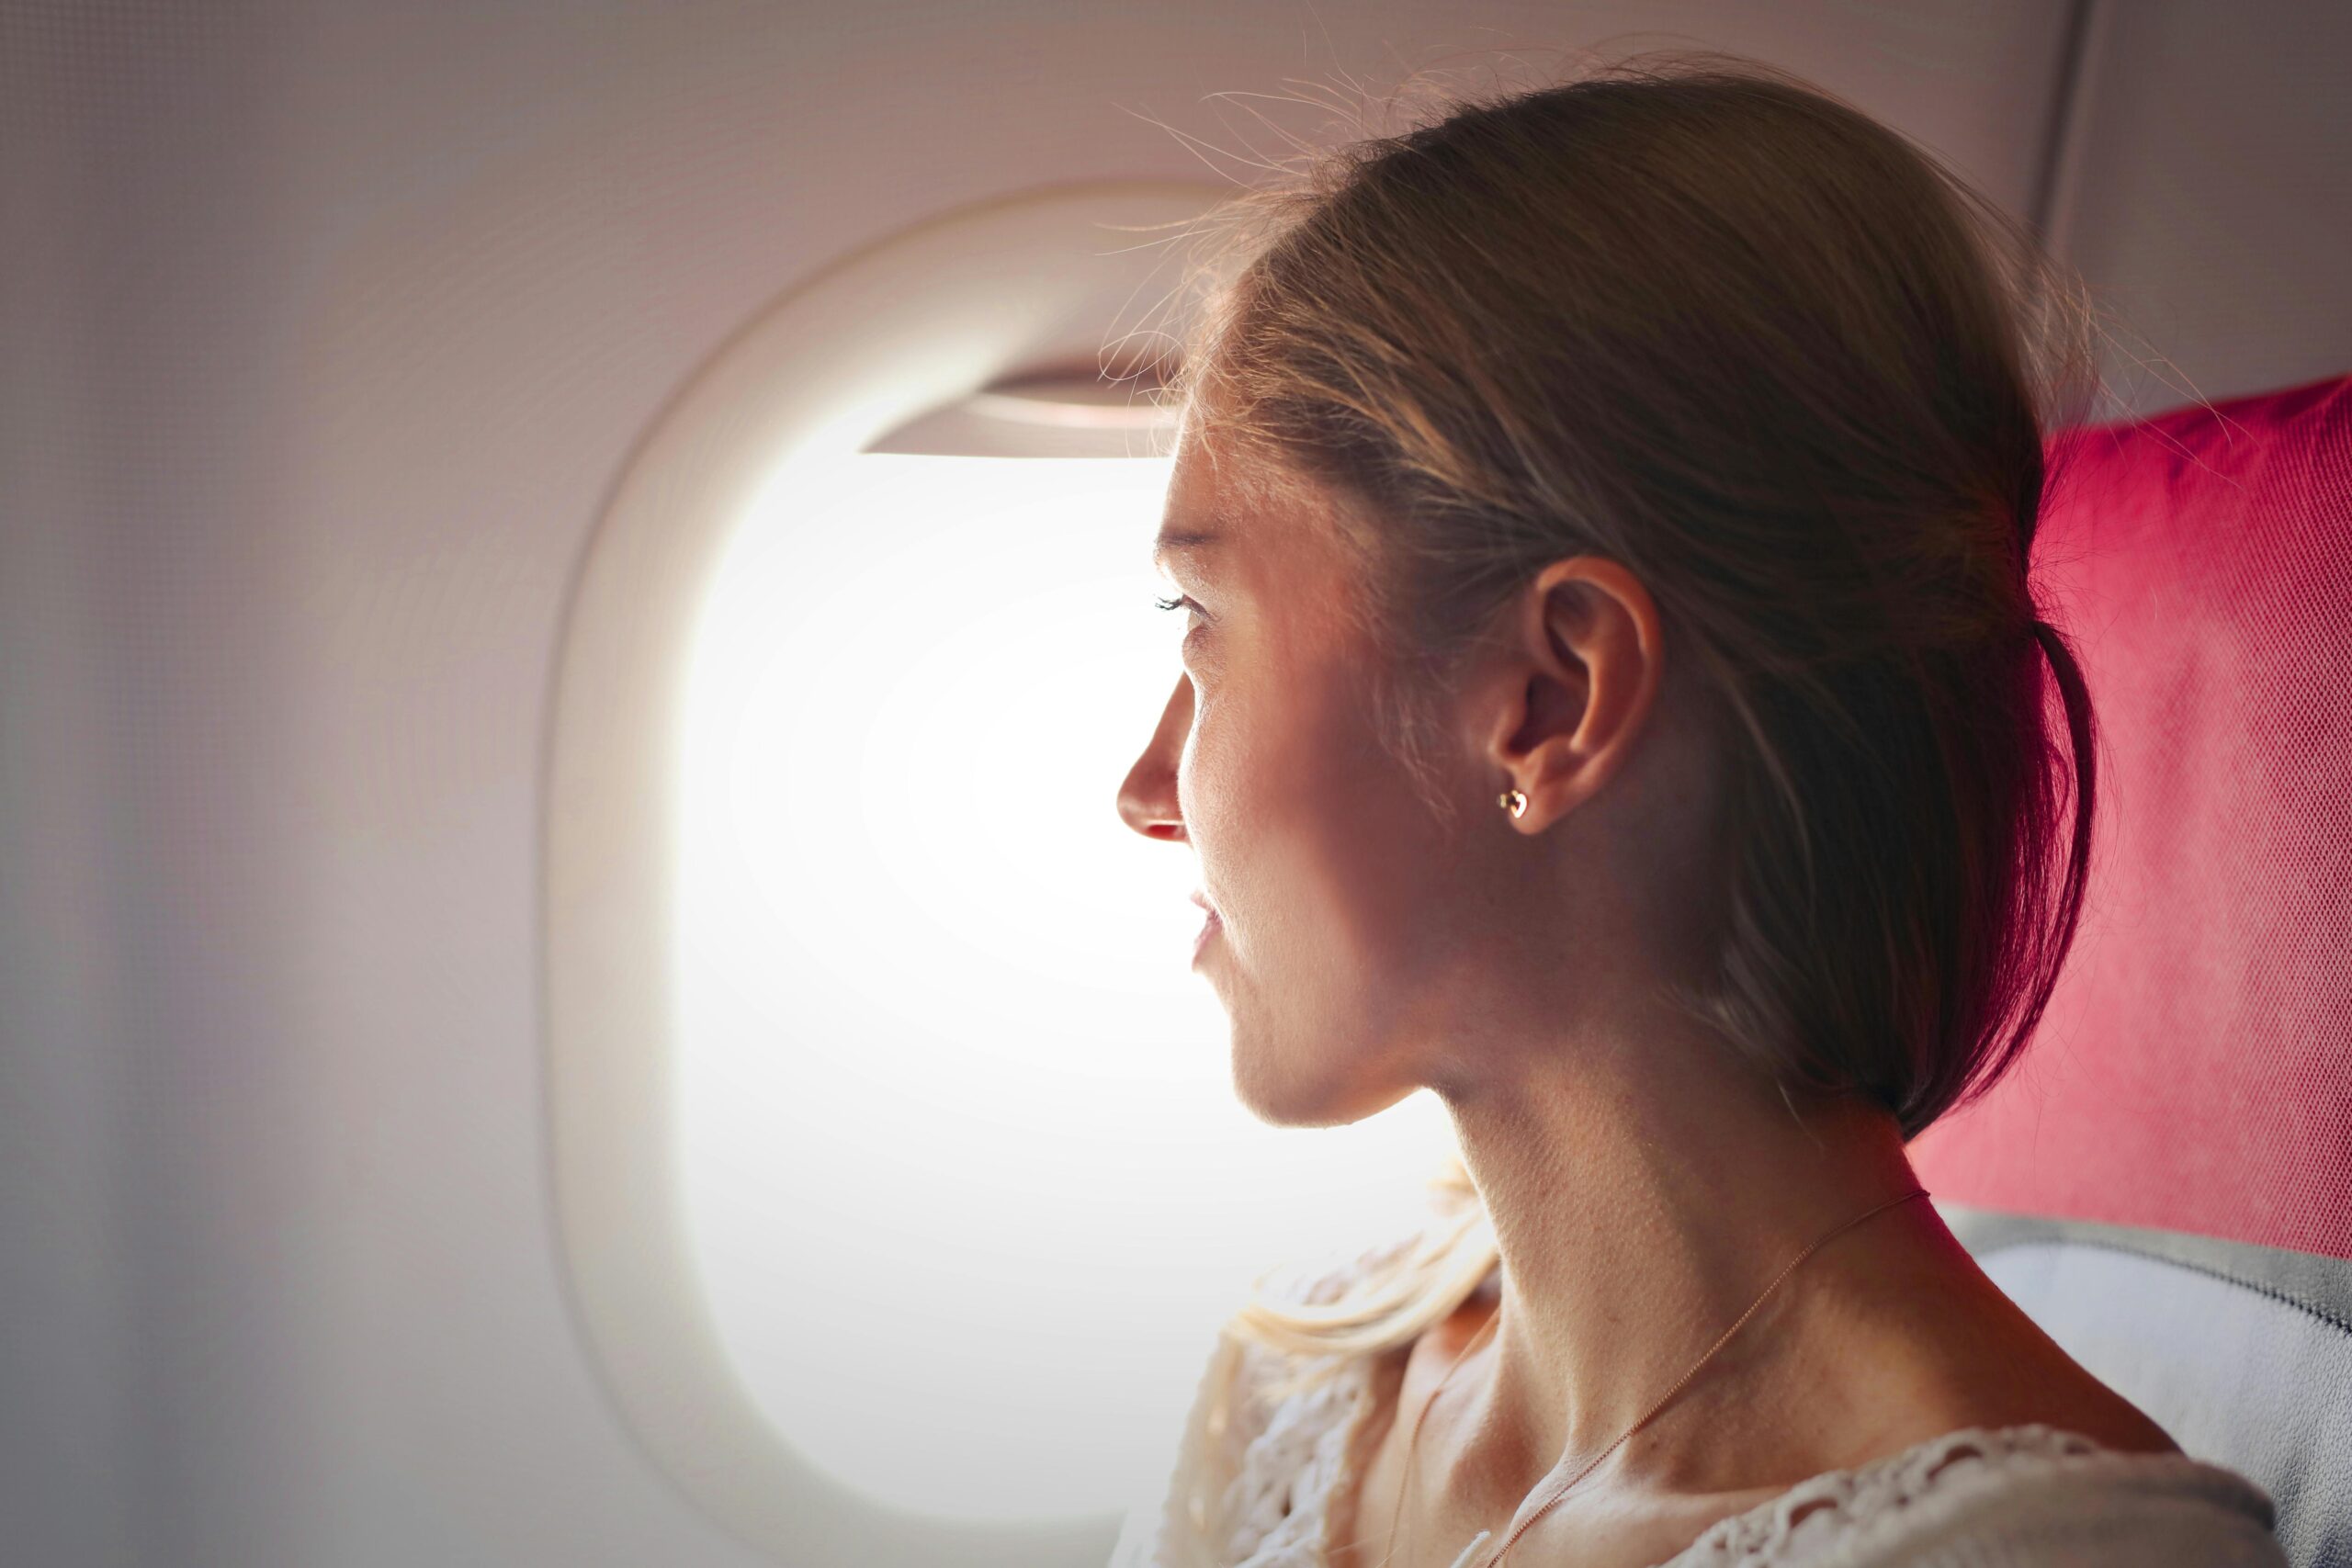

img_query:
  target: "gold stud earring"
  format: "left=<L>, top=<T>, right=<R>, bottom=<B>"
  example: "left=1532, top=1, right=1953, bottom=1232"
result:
left=1499, top=786, right=1528, bottom=819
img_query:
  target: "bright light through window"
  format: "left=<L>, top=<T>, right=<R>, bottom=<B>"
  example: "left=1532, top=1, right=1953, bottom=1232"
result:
left=675, top=450, right=1455, bottom=1526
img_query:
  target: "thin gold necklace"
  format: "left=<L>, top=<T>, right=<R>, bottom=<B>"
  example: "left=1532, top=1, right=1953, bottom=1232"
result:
left=1367, top=1186, right=1930, bottom=1568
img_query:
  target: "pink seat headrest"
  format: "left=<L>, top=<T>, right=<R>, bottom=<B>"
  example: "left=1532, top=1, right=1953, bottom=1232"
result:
left=1913, top=372, right=2352, bottom=1261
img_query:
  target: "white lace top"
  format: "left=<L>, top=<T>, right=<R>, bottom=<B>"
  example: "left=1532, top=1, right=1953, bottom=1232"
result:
left=1107, top=1235, right=2288, bottom=1568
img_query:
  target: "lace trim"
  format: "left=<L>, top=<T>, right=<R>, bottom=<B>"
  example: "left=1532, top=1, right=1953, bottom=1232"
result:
left=1667, top=1424, right=2109, bottom=1565
left=1209, top=1227, right=1431, bottom=1567
left=1214, top=1348, right=1366, bottom=1566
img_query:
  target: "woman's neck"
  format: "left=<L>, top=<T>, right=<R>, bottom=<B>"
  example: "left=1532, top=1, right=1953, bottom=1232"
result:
left=1429, top=995, right=1929, bottom=1517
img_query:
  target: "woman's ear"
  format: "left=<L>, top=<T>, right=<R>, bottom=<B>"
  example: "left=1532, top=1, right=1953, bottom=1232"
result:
left=1482, top=556, right=1663, bottom=831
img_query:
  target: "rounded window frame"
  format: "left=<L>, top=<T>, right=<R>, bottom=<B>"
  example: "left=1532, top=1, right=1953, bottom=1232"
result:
left=540, top=182, right=1216, bottom=1563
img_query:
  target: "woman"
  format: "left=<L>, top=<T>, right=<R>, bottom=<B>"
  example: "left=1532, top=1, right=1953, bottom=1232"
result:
left=1110, top=53, right=2288, bottom=1568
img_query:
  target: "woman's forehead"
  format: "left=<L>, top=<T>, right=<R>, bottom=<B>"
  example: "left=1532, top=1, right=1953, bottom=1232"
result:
left=1157, top=434, right=1252, bottom=576
left=1162, top=427, right=1343, bottom=570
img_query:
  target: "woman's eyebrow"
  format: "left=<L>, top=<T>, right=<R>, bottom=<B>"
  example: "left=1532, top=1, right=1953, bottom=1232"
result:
left=1150, top=531, right=1223, bottom=574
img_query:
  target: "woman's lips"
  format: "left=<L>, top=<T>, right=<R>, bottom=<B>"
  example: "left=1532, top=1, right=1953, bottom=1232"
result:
left=1191, top=907, right=1222, bottom=964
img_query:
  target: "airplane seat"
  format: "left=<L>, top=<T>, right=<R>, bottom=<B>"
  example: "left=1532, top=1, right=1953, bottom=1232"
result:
left=1910, top=370, right=2352, bottom=1568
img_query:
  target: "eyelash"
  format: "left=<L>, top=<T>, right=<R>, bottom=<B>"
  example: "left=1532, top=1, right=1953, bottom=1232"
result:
left=1153, top=592, right=1204, bottom=619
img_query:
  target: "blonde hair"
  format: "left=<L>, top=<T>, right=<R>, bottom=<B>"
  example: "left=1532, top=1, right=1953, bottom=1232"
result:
left=1232, top=1152, right=1499, bottom=1403
left=1148, top=50, right=2102, bottom=1381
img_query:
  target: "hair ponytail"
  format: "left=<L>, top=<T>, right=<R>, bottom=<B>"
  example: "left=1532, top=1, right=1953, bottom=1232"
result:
left=1989, top=616, right=2099, bottom=1094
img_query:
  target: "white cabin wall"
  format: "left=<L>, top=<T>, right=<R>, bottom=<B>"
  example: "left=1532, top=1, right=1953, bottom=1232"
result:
left=2050, top=0, right=2352, bottom=418
left=0, top=85, right=142, bottom=1559
left=15, top=2, right=2335, bottom=1565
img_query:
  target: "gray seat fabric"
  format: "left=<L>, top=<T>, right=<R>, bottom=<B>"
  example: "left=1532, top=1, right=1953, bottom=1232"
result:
left=1944, top=1202, right=2352, bottom=1568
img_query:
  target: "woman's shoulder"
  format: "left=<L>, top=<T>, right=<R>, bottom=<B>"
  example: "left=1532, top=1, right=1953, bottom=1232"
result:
left=1664, top=1424, right=2287, bottom=1568
left=1105, top=1329, right=1382, bottom=1568
left=1107, top=1226, right=1432, bottom=1568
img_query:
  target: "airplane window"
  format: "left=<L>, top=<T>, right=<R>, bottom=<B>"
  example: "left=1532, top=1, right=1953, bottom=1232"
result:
left=672, top=443, right=1456, bottom=1522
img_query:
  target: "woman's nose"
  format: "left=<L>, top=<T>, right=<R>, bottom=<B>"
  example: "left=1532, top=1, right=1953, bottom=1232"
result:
left=1116, top=671, right=1193, bottom=841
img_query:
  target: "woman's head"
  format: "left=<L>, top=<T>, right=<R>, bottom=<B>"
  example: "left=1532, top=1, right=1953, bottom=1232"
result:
left=1118, top=51, right=2098, bottom=1150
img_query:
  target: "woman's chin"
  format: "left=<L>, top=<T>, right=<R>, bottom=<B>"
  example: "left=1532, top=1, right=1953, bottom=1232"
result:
left=1230, top=1041, right=1405, bottom=1131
